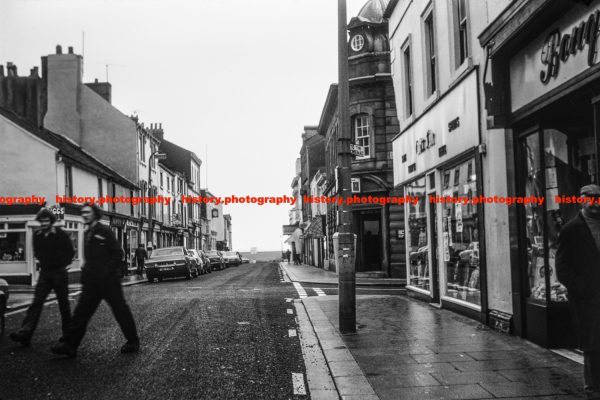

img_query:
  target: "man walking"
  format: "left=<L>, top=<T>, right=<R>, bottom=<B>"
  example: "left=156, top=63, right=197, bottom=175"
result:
left=9, top=208, right=74, bottom=346
left=557, top=184, right=600, bottom=400
left=134, top=243, right=147, bottom=276
left=51, top=203, right=139, bottom=358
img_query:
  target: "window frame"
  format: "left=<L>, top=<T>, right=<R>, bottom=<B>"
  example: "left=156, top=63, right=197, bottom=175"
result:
left=401, top=36, right=414, bottom=119
left=422, top=4, right=438, bottom=98
left=65, top=165, right=73, bottom=197
left=353, top=114, right=372, bottom=160
left=452, top=0, right=470, bottom=69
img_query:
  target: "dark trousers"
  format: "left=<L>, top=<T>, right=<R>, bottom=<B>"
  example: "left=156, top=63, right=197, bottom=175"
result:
left=66, top=277, right=138, bottom=349
left=585, top=351, right=600, bottom=399
left=135, top=259, right=144, bottom=275
left=20, top=269, right=70, bottom=338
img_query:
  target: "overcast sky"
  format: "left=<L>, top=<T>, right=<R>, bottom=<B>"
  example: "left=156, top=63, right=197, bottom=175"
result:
left=0, top=0, right=368, bottom=252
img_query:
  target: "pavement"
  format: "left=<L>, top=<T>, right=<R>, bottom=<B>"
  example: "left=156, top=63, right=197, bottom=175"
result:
left=280, top=262, right=404, bottom=287
left=7, top=274, right=148, bottom=312
left=283, top=262, right=587, bottom=400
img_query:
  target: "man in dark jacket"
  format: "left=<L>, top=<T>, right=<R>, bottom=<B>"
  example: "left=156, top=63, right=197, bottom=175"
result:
left=51, top=203, right=139, bottom=358
left=557, top=184, right=600, bottom=399
left=9, top=208, right=74, bottom=346
left=134, top=243, right=147, bottom=276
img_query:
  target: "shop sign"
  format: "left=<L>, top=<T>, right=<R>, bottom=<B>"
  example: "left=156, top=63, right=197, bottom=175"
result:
left=539, top=9, right=600, bottom=84
left=351, top=178, right=361, bottom=193
left=510, top=3, right=600, bottom=111
left=415, top=130, right=435, bottom=155
left=448, top=117, right=460, bottom=132
left=126, top=220, right=137, bottom=229
left=49, top=205, right=65, bottom=220
left=110, top=217, right=126, bottom=228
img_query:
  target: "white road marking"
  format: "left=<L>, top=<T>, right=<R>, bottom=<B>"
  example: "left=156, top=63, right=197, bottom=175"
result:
left=287, top=308, right=294, bottom=314
left=288, top=329, right=297, bottom=337
left=552, top=349, right=583, bottom=365
left=285, top=298, right=293, bottom=302
left=293, top=282, right=307, bottom=298
left=237, top=321, right=250, bottom=325
left=313, top=288, right=326, bottom=297
left=292, top=372, right=307, bottom=395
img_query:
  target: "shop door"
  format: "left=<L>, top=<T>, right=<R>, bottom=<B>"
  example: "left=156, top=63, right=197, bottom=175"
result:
left=429, top=197, right=440, bottom=303
left=361, top=211, right=381, bottom=271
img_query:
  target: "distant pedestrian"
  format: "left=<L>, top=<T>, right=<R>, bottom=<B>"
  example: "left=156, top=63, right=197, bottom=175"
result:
left=51, top=203, right=139, bottom=358
left=134, top=243, right=147, bottom=276
left=557, top=184, right=600, bottom=399
left=285, top=249, right=291, bottom=263
left=292, top=248, right=298, bottom=265
left=9, top=208, right=74, bottom=346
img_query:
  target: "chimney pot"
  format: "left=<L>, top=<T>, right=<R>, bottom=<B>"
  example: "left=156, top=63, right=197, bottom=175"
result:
left=56, top=45, right=62, bottom=54
left=94, top=78, right=98, bottom=83
left=68, top=46, right=74, bottom=54
left=159, top=123, right=162, bottom=129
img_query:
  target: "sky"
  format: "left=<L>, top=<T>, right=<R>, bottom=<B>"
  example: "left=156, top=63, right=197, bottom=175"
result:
left=0, top=0, right=368, bottom=252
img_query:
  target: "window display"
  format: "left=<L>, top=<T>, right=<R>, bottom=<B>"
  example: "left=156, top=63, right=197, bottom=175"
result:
left=0, top=231, right=26, bottom=262
left=442, top=158, right=481, bottom=306
left=405, top=177, right=430, bottom=291
left=521, top=128, right=593, bottom=303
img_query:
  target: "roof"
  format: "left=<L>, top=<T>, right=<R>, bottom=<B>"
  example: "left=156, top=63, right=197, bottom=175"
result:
left=0, top=107, right=138, bottom=189
left=355, top=0, right=389, bottom=24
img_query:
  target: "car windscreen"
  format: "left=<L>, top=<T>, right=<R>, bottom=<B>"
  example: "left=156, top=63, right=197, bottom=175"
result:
left=151, top=248, right=184, bottom=258
left=224, top=251, right=237, bottom=256
left=207, top=251, right=219, bottom=256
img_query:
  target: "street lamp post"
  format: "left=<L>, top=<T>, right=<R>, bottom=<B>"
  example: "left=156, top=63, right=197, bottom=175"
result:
left=336, top=0, right=356, bottom=334
left=148, top=150, right=167, bottom=251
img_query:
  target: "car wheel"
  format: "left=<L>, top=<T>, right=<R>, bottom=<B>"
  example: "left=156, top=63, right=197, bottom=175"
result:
left=185, top=268, right=192, bottom=280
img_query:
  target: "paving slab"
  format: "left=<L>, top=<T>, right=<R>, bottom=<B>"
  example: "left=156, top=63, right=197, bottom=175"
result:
left=301, top=294, right=585, bottom=400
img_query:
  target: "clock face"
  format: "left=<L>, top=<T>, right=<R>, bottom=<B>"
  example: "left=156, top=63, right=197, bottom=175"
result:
left=351, top=34, right=365, bottom=52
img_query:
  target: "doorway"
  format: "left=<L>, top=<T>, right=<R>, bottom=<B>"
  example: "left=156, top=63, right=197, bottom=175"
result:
left=360, top=210, right=381, bottom=271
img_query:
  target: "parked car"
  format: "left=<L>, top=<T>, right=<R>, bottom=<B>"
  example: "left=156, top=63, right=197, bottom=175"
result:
left=206, top=250, right=225, bottom=271
left=241, top=257, right=250, bottom=264
left=188, top=249, right=209, bottom=275
left=145, top=246, right=197, bottom=283
left=199, top=250, right=211, bottom=271
left=0, top=278, right=9, bottom=339
left=222, top=251, right=242, bottom=266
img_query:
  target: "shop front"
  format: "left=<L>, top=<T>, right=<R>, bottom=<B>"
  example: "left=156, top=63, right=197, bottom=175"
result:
left=480, top=0, right=600, bottom=347
left=392, top=70, right=486, bottom=319
left=0, top=204, right=85, bottom=285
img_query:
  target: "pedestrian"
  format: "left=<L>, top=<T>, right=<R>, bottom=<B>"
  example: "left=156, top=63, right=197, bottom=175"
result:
left=134, top=243, right=147, bottom=276
left=51, top=203, right=139, bottom=358
left=9, top=208, right=75, bottom=346
left=292, top=248, right=298, bottom=265
left=285, top=249, right=291, bottom=263
left=557, top=184, right=600, bottom=400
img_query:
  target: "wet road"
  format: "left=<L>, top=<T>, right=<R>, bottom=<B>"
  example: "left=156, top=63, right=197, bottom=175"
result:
left=0, top=262, right=308, bottom=400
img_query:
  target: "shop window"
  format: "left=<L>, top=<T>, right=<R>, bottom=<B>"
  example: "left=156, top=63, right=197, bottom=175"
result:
left=64, top=223, right=80, bottom=260
left=353, top=115, right=371, bottom=159
left=0, top=231, right=26, bottom=262
left=405, top=177, right=430, bottom=292
left=521, top=127, right=593, bottom=304
left=442, top=158, right=480, bottom=306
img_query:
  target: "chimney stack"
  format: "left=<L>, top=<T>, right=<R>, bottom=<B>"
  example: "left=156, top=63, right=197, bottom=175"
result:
left=56, top=45, right=62, bottom=54
left=68, top=46, right=74, bottom=54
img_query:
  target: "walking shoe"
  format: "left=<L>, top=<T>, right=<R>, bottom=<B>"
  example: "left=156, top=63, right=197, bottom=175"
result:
left=9, top=332, right=31, bottom=347
left=120, top=340, right=140, bottom=354
left=50, top=342, right=77, bottom=358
